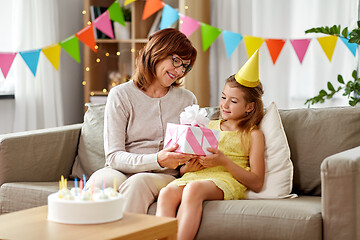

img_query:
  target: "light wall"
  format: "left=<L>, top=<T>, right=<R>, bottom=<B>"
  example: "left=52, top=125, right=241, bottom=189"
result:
left=0, top=1, right=84, bottom=134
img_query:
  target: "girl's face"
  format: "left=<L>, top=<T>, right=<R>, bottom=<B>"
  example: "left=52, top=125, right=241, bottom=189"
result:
left=220, top=83, right=254, bottom=121
left=154, top=54, right=190, bottom=88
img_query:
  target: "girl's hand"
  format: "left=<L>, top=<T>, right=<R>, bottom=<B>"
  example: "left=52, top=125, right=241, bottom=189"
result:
left=199, top=147, right=230, bottom=168
left=182, top=158, right=204, bottom=172
left=157, top=144, right=193, bottom=169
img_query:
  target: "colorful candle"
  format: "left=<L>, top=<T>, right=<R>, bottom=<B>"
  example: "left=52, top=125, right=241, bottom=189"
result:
left=91, top=178, right=95, bottom=201
left=80, top=180, right=83, bottom=190
left=74, top=178, right=78, bottom=196
left=59, top=180, right=63, bottom=198
left=61, top=175, right=64, bottom=190
left=102, top=177, right=106, bottom=192
left=83, top=174, right=87, bottom=188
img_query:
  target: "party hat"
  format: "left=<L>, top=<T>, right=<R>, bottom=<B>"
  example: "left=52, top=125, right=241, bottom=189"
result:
left=235, top=49, right=259, bottom=87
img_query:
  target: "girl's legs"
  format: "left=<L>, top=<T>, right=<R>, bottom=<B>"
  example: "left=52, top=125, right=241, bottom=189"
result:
left=156, top=184, right=184, bottom=218
left=177, top=181, right=224, bottom=240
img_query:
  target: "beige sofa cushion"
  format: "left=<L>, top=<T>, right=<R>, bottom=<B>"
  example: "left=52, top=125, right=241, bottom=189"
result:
left=71, top=103, right=106, bottom=179
left=279, top=106, right=360, bottom=195
left=247, top=102, right=293, bottom=199
left=0, top=124, right=80, bottom=186
left=148, top=196, right=322, bottom=240
left=0, top=182, right=73, bottom=214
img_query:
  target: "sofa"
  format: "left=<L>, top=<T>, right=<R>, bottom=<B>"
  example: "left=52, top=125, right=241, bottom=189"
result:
left=0, top=104, right=359, bottom=240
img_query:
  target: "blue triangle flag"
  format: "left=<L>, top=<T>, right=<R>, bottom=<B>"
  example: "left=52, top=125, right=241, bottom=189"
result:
left=160, top=4, right=179, bottom=30
left=223, top=30, right=243, bottom=58
left=340, top=37, right=357, bottom=57
left=19, top=49, right=41, bottom=76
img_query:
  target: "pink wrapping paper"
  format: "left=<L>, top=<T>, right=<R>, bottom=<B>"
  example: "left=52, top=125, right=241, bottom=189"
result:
left=164, top=123, right=220, bottom=156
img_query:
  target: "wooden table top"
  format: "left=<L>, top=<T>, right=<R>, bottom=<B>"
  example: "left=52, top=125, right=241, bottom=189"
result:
left=0, top=205, right=177, bottom=240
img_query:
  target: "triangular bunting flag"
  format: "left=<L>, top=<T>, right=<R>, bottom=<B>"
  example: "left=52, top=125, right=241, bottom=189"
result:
left=340, top=37, right=357, bottom=57
left=75, top=24, right=97, bottom=52
left=290, top=39, right=311, bottom=64
left=42, top=43, right=61, bottom=71
left=243, top=36, right=264, bottom=58
left=93, top=10, right=114, bottom=39
left=59, top=35, right=81, bottom=63
left=201, top=23, right=222, bottom=52
left=109, top=0, right=125, bottom=26
left=142, top=0, right=164, bottom=20
left=317, top=35, right=338, bottom=62
left=0, top=53, right=17, bottom=79
left=19, top=49, right=41, bottom=76
left=160, top=4, right=179, bottom=30
left=124, top=0, right=136, bottom=6
left=222, top=30, right=243, bottom=58
left=265, top=39, right=286, bottom=64
left=179, top=15, right=200, bottom=38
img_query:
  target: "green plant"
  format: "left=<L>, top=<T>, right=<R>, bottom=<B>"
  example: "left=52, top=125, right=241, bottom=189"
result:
left=304, top=70, right=360, bottom=106
left=304, top=21, right=360, bottom=106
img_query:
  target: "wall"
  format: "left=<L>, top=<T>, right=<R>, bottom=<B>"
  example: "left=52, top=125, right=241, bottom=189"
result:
left=58, top=0, right=84, bottom=126
left=0, top=0, right=84, bottom=134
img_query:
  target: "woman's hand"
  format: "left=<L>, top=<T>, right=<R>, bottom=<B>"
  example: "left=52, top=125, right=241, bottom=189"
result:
left=157, top=144, right=193, bottom=169
left=198, top=147, right=230, bottom=168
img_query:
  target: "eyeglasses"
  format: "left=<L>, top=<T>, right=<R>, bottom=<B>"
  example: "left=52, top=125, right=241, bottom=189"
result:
left=170, top=55, right=192, bottom=73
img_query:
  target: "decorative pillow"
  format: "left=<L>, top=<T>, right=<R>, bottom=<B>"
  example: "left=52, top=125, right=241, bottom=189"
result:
left=71, top=103, right=106, bottom=179
left=246, top=102, right=295, bottom=199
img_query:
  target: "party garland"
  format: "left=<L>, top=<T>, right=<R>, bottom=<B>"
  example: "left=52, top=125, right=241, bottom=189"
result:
left=0, top=0, right=357, bottom=79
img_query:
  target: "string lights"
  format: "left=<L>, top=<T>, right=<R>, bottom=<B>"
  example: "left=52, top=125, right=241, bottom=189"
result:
left=82, top=43, right=135, bottom=92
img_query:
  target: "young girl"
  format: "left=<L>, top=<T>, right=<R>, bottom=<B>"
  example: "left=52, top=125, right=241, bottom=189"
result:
left=156, top=50, right=265, bottom=240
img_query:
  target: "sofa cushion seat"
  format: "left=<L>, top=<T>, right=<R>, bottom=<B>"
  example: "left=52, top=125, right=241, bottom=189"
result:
left=148, top=196, right=322, bottom=240
left=0, top=182, right=73, bottom=214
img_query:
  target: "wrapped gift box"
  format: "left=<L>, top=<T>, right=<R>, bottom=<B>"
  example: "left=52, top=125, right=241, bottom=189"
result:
left=164, top=123, right=220, bottom=156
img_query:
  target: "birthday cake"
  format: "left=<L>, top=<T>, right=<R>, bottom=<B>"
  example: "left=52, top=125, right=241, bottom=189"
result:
left=47, top=176, right=124, bottom=224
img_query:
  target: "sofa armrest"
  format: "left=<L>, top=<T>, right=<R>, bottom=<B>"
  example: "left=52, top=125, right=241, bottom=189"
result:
left=321, top=146, right=360, bottom=240
left=0, top=124, right=82, bottom=187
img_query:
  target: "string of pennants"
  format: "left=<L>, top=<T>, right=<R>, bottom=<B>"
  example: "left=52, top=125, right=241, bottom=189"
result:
left=0, top=0, right=358, bottom=79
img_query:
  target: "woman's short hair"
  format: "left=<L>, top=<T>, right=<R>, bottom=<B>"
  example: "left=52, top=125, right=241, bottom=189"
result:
left=133, top=28, right=197, bottom=90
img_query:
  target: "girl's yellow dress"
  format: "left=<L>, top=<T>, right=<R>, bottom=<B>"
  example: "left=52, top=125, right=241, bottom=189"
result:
left=170, top=120, right=251, bottom=200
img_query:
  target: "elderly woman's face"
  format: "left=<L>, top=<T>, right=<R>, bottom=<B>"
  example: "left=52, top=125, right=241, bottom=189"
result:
left=154, top=54, right=190, bottom=87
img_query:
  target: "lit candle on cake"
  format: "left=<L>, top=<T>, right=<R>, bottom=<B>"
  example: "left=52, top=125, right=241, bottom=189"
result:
left=59, top=180, right=63, bottom=198
left=74, top=178, right=78, bottom=196
left=83, top=174, right=87, bottom=189
left=103, top=177, right=106, bottom=193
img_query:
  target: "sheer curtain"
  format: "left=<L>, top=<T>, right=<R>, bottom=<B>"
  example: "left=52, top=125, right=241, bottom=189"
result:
left=209, top=0, right=359, bottom=109
left=0, top=0, right=63, bottom=132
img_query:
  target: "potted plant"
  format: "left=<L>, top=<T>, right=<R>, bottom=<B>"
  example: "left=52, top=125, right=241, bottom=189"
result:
left=304, top=21, right=360, bottom=106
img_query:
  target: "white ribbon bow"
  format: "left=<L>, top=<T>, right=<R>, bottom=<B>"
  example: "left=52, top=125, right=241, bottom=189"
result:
left=180, top=105, right=210, bottom=128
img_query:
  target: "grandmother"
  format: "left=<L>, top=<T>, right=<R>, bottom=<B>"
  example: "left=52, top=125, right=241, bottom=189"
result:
left=88, top=28, right=198, bottom=213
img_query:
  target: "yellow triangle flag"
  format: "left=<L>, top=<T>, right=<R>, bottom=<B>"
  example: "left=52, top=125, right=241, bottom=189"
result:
left=243, top=36, right=264, bottom=58
left=124, top=0, right=136, bottom=6
left=317, top=36, right=338, bottom=62
left=42, top=43, right=61, bottom=71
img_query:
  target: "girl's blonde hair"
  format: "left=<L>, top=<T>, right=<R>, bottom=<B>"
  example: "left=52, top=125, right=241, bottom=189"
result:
left=133, top=28, right=197, bottom=90
left=225, top=74, right=264, bottom=132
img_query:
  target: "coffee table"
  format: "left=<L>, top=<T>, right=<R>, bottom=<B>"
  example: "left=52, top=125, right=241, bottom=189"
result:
left=0, top=205, right=177, bottom=239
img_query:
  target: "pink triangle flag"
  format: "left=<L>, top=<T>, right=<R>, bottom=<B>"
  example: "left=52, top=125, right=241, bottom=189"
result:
left=290, top=39, right=311, bottom=64
left=0, top=53, right=17, bottom=79
left=179, top=14, right=201, bottom=38
left=93, top=10, right=114, bottom=39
